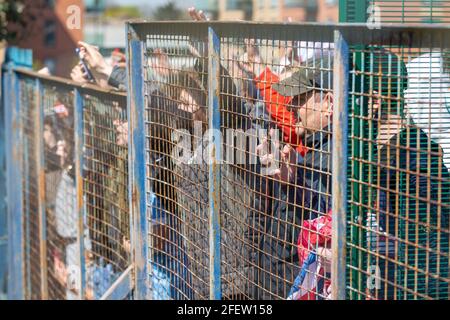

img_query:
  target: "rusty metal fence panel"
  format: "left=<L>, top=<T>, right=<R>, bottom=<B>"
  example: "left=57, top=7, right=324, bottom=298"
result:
left=2, top=22, right=450, bottom=301
left=2, top=62, right=132, bottom=299
left=127, top=22, right=450, bottom=300
left=82, top=91, right=130, bottom=299
left=18, top=76, right=41, bottom=300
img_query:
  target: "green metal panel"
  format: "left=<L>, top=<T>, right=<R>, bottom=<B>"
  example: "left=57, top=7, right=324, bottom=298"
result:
left=339, top=0, right=369, bottom=23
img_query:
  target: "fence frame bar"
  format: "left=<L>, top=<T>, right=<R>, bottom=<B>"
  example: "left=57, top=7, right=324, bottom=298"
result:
left=126, top=23, right=148, bottom=300
left=34, top=77, right=48, bottom=299
left=207, top=27, right=222, bottom=300
left=331, top=30, right=350, bottom=300
left=100, top=265, right=133, bottom=300
left=4, top=58, right=24, bottom=299
left=74, top=88, right=87, bottom=300
left=22, top=74, right=31, bottom=299
left=0, top=63, right=7, bottom=300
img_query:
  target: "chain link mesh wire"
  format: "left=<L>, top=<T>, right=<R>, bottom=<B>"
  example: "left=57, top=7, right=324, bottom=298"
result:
left=82, top=91, right=130, bottom=300
left=144, top=27, right=210, bottom=300
left=346, top=31, right=450, bottom=300
left=41, top=83, right=76, bottom=300
left=19, top=76, right=41, bottom=300
left=368, top=0, right=450, bottom=24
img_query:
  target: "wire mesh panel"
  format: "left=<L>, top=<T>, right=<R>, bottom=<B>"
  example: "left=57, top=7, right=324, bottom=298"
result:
left=18, top=76, right=41, bottom=300
left=346, top=30, right=450, bottom=300
left=129, top=22, right=450, bottom=301
left=82, top=91, right=130, bottom=300
left=369, top=0, right=450, bottom=24
left=143, top=26, right=210, bottom=300
left=130, top=22, right=339, bottom=300
left=216, top=25, right=335, bottom=300
left=41, top=83, right=77, bottom=300
left=11, top=72, right=133, bottom=300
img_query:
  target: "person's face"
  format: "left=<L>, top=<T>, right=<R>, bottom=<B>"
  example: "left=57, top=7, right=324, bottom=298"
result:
left=290, top=91, right=332, bottom=138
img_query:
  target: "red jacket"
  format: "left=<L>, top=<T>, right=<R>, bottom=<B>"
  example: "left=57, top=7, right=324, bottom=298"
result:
left=254, top=67, right=307, bottom=156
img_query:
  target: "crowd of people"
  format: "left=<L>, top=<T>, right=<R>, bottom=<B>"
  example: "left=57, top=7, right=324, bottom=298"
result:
left=40, top=7, right=450, bottom=300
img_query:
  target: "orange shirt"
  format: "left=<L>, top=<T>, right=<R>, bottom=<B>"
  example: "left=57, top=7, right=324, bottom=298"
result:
left=254, top=67, right=307, bottom=156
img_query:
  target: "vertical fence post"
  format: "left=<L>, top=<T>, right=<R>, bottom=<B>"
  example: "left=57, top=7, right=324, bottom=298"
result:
left=3, top=48, right=29, bottom=299
left=23, top=93, right=30, bottom=299
left=126, top=23, right=148, bottom=300
left=34, top=78, right=48, bottom=299
left=74, top=88, right=86, bottom=299
left=208, top=27, right=222, bottom=300
left=331, top=29, right=349, bottom=300
left=2, top=62, right=21, bottom=300
left=0, top=59, right=6, bottom=300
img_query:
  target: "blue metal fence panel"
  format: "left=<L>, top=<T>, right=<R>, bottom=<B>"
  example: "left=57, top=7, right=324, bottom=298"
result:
left=207, top=27, right=222, bottom=300
left=2, top=58, right=132, bottom=299
left=4, top=53, right=26, bottom=299
left=126, top=24, right=148, bottom=300
left=331, top=29, right=350, bottom=300
left=35, top=77, right=48, bottom=299
left=74, top=88, right=86, bottom=299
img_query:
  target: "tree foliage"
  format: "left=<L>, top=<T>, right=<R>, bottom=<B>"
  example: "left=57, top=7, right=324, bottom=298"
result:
left=1, top=0, right=47, bottom=43
left=0, top=0, right=24, bottom=41
left=153, top=1, right=185, bottom=21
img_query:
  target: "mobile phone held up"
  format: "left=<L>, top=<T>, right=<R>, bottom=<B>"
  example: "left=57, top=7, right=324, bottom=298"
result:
left=75, top=48, right=95, bottom=82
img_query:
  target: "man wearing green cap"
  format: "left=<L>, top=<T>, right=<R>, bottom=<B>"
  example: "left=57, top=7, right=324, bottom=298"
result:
left=256, top=56, right=334, bottom=299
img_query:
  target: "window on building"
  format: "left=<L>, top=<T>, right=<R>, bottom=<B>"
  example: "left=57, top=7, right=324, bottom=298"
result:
left=284, top=0, right=302, bottom=8
left=271, top=0, right=279, bottom=8
left=305, top=5, right=318, bottom=21
left=259, top=0, right=265, bottom=9
left=45, top=0, right=55, bottom=8
left=227, top=0, right=240, bottom=10
left=44, top=20, right=56, bottom=47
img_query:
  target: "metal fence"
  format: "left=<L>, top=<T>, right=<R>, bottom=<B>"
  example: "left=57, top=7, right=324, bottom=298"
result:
left=1, top=21, right=450, bottom=300
left=127, top=22, right=450, bottom=300
left=339, top=0, right=450, bottom=24
left=2, top=52, right=131, bottom=299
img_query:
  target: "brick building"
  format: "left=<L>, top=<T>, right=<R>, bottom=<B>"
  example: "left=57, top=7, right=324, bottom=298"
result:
left=13, top=0, right=85, bottom=77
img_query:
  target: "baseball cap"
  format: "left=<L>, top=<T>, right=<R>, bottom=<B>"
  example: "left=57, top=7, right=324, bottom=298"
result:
left=272, top=56, right=334, bottom=97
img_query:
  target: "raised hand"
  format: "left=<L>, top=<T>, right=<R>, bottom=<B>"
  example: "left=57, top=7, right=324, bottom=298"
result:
left=256, top=128, right=297, bottom=183
left=238, top=38, right=264, bottom=78
left=188, top=7, right=210, bottom=21
left=77, top=41, right=113, bottom=88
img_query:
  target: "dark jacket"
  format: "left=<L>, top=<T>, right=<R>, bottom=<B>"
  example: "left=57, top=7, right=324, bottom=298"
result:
left=374, top=127, right=450, bottom=299
left=108, top=66, right=127, bottom=91
left=257, top=127, right=333, bottom=299
left=173, top=141, right=255, bottom=299
left=147, top=88, right=195, bottom=299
